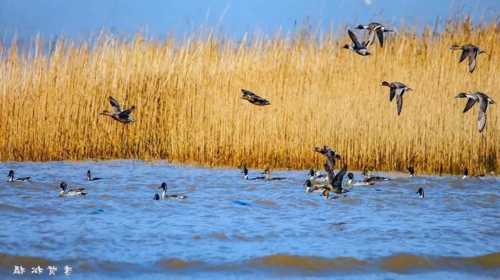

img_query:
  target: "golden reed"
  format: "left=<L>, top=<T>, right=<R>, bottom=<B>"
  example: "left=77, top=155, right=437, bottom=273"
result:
left=0, top=20, right=498, bottom=174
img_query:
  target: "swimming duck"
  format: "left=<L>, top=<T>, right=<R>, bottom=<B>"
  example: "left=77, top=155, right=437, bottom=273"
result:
left=361, top=167, right=391, bottom=182
left=154, top=182, right=187, bottom=200
left=356, top=22, right=394, bottom=47
left=100, top=96, right=136, bottom=124
left=241, top=165, right=249, bottom=180
left=86, top=170, right=102, bottom=181
left=262, top=168, right=286, bottom=181
left=308, top=169, right=328, bottom=186
left=304, top=179, right=328, bottom=193
left=240, top=89, right=270, bottom=106
left=308, top=169, right=326, bottom=179
left=59, top=182, right=87, bottom=197
left=7, top=170, right=31, bottom=182
left=455, top=92, right=495, bottom=133
left=450, top=44, right=488, bottom=73
left=342, top=29, right=371, bottom=56
left=416, top=187, right=424, bottom=199
left=240, top=165, right=265, bottom=180
left=462, top=167, right=484, bottom=179
left=462, top=167, right=469, bottom=179
left=407, top=166, right=416, bottom=177
left=347, top=173, right=375, bottom=186
left=381, top=81, right=413, bottom=115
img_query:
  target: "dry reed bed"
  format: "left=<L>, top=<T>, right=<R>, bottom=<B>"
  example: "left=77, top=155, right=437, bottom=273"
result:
left=0, top=22, right=498, bottom=174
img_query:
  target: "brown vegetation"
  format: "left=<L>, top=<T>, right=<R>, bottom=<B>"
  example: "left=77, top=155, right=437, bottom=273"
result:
left=0, top=20, right=498, bottom=174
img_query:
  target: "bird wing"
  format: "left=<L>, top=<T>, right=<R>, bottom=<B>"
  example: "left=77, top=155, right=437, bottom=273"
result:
left=389, top=88, right=396, bottom=102
left=462, top=98, right=477, bottom=113
left=366, top=30, right=376, bottom=46
left=478, top=95, right=489, bottom=114
left=376, top=30, right=384, bottom=47
left=332, top=165, right=347, bottom=188
left=348, top=30, right=362, bottom=48
left=108, top=96, right=122, bottom=112
left=323, top=162, right=335, bottom=187
left=467, top=51, right=478, bottom=73
left=459, top=49, right=468, bottom=63
left=477, top=110, right=487, bottom=133
left=121, top=106, right=136, bottom=115
left=396, top=94, right=404, bottom=115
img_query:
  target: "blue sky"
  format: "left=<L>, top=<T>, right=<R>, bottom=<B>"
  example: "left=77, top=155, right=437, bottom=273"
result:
left=0, top=0, right=498, bottom=41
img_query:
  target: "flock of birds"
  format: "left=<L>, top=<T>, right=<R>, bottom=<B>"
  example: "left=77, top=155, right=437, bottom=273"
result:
left=96, top=23, right=495, bottom=132
left=242, top=23, right=495, bottom=132
left=5, top=153, right=485, bottom=200
left=6, top=169, right=186, bottom=199
left=3, top=22, right=495, bottom=200
left=241, top=145, right=424, bottom=200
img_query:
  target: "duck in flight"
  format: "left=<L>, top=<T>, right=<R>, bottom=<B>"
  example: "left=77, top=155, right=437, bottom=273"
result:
left=240, top=89, right=270, bottom=106
left=450, top=44, right=488, bottom=73
left=86, top=170, right=102, bottom=181
left=381, top=81, right=413, bottom=115
left=154, top=182, right=187, bottom=200
left=356, top=22, right=394, bottom=47
left=100, top=96, right=136, bottom=124
left=7, top=170, right=31, bottom=182
left=59, top=182, right=87, bottom=197
left=455, top=92, right=495, bottom=133
left=313, top=146, right=347, bottom=193
left=342, top=29, right=371, bottom=56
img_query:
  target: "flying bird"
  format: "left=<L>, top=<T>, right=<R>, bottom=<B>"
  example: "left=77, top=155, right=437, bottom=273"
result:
left=356, top=22, right=394, bottom=47
left=240, top=89, right=270, bottom=106
left=342, top=29, right=371, bottom=56
left=381, top=81, right=413, bottom=115
left=450, top=44, right=487, bottom=73
left=455, top=92, right=495, bottom=133
left=100, top=96, right=136, bottom=124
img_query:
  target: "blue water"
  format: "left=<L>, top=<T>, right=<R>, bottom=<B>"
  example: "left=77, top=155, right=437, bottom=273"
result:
left=0, top=161, right=499, bottom=279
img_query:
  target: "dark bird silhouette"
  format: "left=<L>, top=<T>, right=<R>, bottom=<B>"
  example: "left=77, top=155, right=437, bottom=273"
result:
left=101, top=96, right=136, bottom=123
left=240, top=89, right=270, bottom=106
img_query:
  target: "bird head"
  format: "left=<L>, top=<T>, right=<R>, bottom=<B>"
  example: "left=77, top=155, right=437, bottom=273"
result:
left=454, top=92, right=467, bottom=99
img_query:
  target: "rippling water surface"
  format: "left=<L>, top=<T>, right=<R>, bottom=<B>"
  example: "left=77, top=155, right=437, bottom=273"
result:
left=0, top=161, right=499, bottom=279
